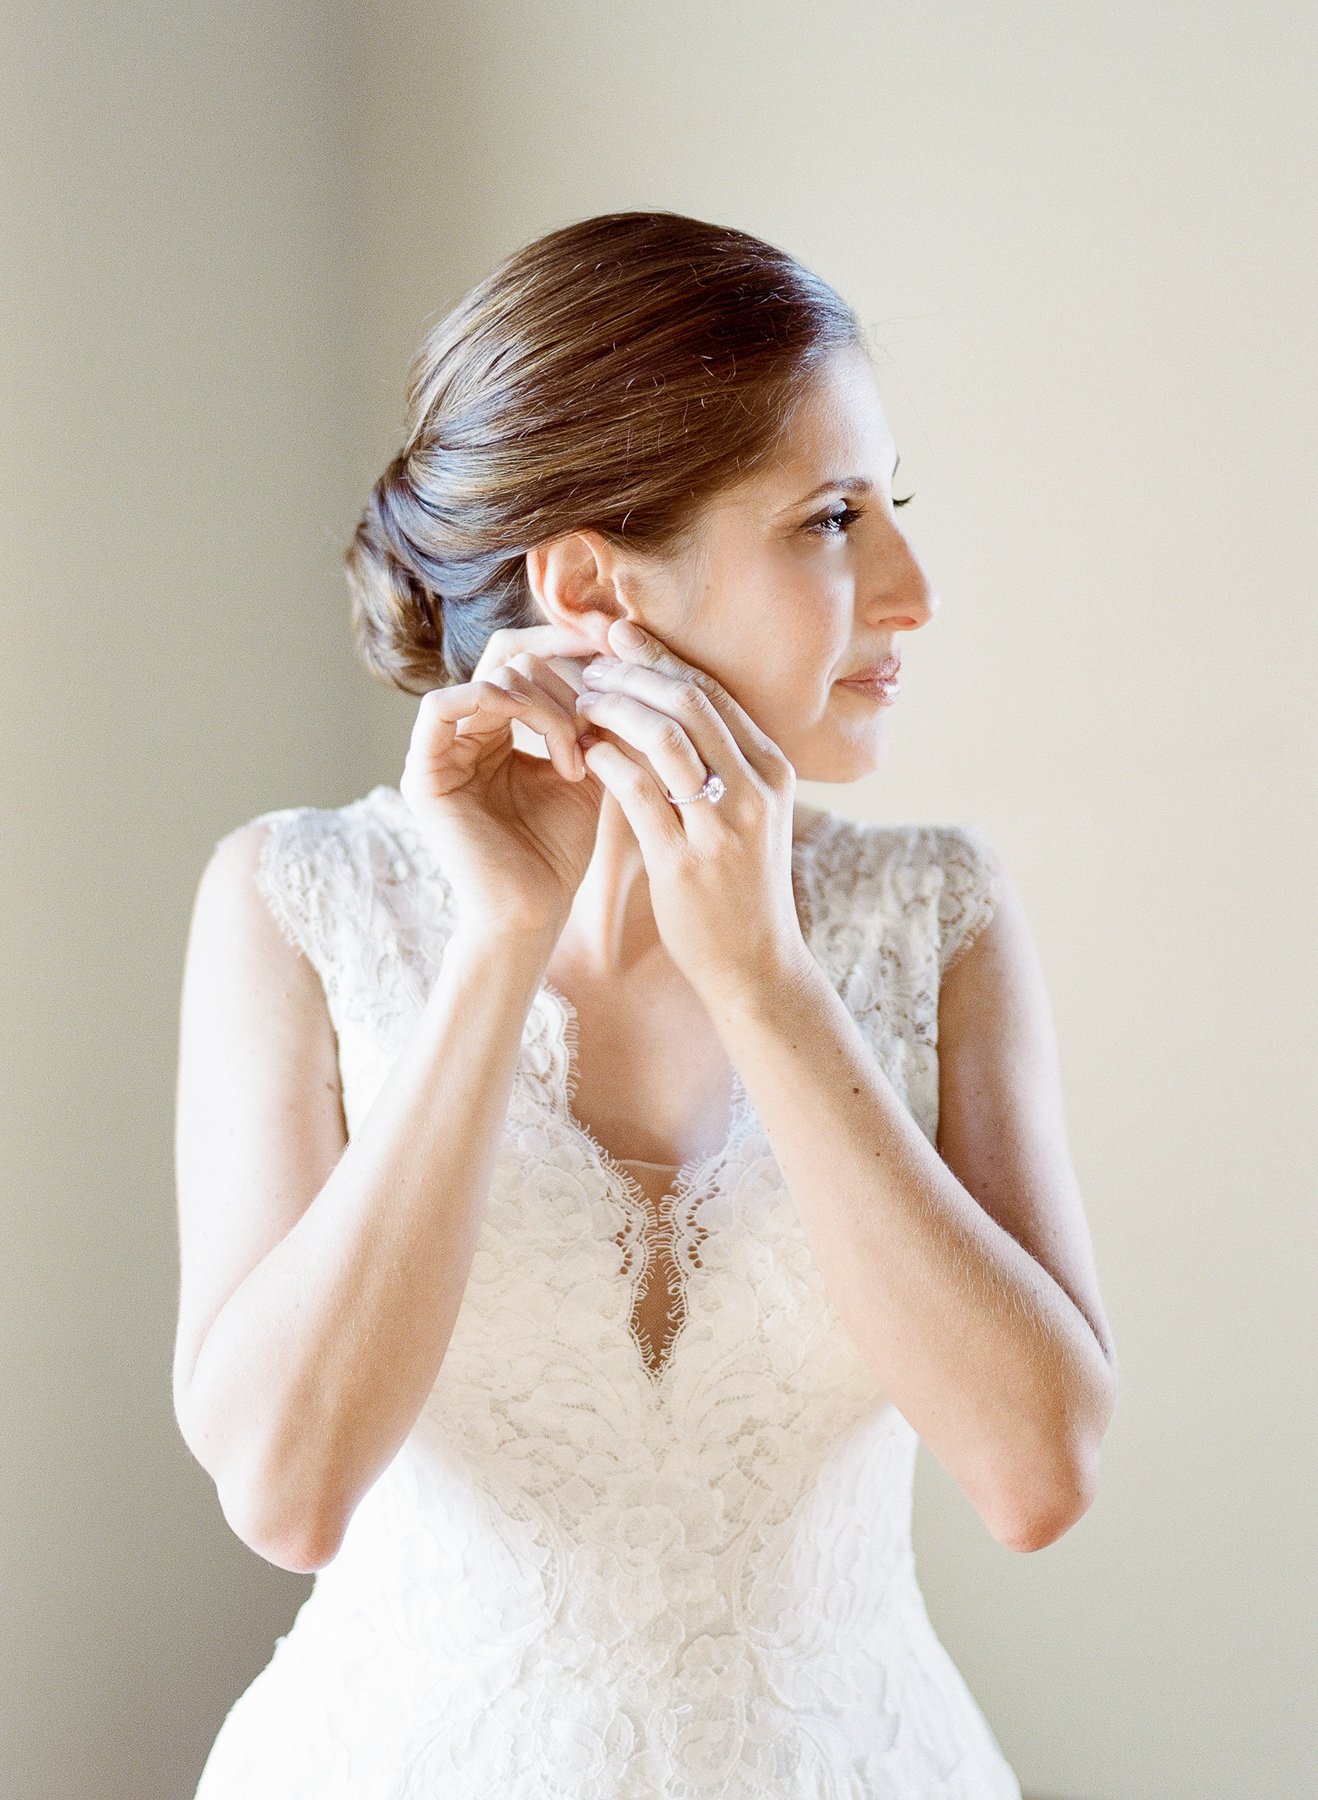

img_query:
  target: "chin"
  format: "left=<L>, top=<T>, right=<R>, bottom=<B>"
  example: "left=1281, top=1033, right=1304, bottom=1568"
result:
left=792, top=729, right=890, bottom=785
left=796, top=755, right=887, bottom=785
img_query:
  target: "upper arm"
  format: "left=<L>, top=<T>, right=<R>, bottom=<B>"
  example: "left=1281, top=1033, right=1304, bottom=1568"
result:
left=172, top=820, right=348, bottom=1452
left=935, top=845, right=1118, bottom=1376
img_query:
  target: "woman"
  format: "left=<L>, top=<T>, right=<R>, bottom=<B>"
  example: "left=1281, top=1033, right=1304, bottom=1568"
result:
left=174, top=209, right=1117, bottom=1797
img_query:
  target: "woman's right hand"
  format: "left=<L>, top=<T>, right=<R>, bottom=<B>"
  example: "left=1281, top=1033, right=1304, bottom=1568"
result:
left=398, top=624, right=606, bottom=938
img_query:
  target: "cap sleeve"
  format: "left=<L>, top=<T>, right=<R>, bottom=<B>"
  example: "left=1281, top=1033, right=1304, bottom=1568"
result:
left=933, top=824, right=1004, bottom=975
left=240, top=787, right=450, bottom=1037
left=246, top=804, right=349, bottom=982
left=235, top=802, right=379, bottom=1034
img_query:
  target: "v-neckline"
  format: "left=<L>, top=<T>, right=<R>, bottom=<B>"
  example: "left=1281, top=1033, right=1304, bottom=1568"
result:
left=532, top=806, right=829, bottom=1390
left=536, top=803, right=828, bottom=1197
left=365, top=781, right=835, bottom=1388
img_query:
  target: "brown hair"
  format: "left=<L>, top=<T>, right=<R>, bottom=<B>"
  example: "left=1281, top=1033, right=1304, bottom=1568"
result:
left=344, top=209, right=864, bottom=693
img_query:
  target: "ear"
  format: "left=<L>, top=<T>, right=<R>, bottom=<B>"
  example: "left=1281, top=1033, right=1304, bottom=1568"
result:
left=525, top=529, right=639, bottom=655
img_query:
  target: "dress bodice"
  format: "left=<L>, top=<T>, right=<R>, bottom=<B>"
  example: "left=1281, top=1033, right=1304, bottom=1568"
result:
left=193, top=784, right=1017, bottom=1800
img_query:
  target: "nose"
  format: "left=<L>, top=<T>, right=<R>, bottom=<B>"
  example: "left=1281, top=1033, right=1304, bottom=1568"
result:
left=867, top=539, right=939, bottom=630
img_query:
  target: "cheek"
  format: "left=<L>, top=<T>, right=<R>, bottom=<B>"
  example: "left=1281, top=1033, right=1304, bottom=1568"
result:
left=735, top=655, right=835, bottom=746
left=685, top=560, right=839, bottom=716
left=769, top=612, right=845, bottom=707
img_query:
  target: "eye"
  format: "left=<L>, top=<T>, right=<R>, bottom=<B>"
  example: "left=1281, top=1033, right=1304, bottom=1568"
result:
left=807, top=505, right=866, bottom=538
left=806, top=490, right=916, bottom=538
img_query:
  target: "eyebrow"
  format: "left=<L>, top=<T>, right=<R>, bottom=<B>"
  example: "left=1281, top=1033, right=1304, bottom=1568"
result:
left=785, top=454, right=901, bottom=510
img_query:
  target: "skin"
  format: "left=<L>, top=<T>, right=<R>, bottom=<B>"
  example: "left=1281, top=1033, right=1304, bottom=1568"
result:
left=518, top=337, right=1118, bottom=1545
left=523, top=337, right=935, bottom=976
left=173, top=339, right=1116, bottom=1567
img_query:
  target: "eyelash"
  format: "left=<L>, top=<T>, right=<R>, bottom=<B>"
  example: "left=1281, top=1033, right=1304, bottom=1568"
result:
left=807, top=493, right=914, bottom=537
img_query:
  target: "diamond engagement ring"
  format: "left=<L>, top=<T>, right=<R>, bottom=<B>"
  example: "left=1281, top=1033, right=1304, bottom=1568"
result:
left=664, top=771, right=726, bottom=805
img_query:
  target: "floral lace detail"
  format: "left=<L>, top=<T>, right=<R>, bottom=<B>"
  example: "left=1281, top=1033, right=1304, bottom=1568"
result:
left=527, top=813, right=830, bottom=1392
left=197, top=788, right=1019, bottom=1800
left=931, top=823, right=1003, bottom=975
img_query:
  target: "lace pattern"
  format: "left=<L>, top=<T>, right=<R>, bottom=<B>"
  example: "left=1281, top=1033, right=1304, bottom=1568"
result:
left=932, top=823, right=1003, bottom=974
left=195, top=786, right=1018, bottom=1800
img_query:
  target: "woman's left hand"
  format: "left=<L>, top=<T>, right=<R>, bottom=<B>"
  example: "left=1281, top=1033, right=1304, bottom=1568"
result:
left=573, top=618, right=811, bottom=1006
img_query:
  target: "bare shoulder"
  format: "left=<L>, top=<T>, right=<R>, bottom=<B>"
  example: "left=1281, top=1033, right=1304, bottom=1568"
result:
left=183, top=819, right=336, bottom=1040
left=935, top=842, right=1118, bottom=1371
left=172, top=820, right=348, bottom=1434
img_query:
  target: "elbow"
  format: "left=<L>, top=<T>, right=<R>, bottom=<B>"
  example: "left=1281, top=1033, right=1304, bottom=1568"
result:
left=204, top=1440, right=345, bottom=1569
left=991, top=1472, right=1095, bottom=1553
left=220, top=1478, right=346, bottom=1572
left=175, top=1379, right=348, bottom=1572
left=988, top=1415, right=1111, bottom=1554
left=992, top=1351, right=1118, bottom=1553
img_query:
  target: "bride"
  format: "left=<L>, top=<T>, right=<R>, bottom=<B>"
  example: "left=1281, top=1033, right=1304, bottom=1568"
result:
left=174, top=207, right=1116, bottom=1798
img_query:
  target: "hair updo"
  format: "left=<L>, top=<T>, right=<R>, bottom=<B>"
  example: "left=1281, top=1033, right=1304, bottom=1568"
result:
left=344, top=209, right=864, bottom=693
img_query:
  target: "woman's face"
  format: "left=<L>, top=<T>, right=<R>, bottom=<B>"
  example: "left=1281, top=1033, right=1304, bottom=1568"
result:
left=635, top=340, right=939, bottom=784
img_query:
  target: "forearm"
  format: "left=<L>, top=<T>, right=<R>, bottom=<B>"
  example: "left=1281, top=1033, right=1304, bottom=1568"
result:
left=706, top=953, right=1115, bottom=1543
left=185, top=921, right=558, bottom=1567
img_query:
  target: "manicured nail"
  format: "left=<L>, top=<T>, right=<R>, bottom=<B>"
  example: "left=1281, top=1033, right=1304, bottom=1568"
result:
left=609, top=619, right=645, bottom=649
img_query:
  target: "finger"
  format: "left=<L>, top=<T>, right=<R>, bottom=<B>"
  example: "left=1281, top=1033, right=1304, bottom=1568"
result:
left=500, top=649, right=585, bottom=717
left=412, top=675, right=582, bottom=783
left=595, top=623, right=785, bottom=784
left=579, top=662, right=735, bottom=794
left=573, top=687, right=708, bottom=800
left=471, top=620, right=600, bottom=684
left=579, top=736, right=683, bottom=860
left=499, top=653, right=597, bottom=780
left=404, top=681, right=503, bottom=799
left=484, top=666, right=586, bottom=780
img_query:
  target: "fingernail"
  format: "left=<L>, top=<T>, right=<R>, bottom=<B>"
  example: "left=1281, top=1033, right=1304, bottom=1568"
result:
left=609, top=619, right=645, bottom=649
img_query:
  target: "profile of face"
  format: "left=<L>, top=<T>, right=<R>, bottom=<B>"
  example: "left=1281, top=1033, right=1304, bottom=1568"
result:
left=529, top=339, right=939, bottom=785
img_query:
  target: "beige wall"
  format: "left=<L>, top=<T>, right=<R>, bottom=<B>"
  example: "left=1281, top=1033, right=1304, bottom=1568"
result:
left=1, top=2, right=382, bottom=1793
left=5, top=4, right=1314, bottom=1796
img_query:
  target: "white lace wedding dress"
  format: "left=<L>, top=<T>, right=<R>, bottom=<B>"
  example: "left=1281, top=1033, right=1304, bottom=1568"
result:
left=192, top=783, right=1021, bottom=1799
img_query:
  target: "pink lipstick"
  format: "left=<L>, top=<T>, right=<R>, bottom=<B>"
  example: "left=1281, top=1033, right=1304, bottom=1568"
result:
left=837, top=656, right=902, bottom=703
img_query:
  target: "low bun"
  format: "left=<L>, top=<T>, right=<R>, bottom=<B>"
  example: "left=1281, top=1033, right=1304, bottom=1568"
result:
left=343, top=209, right=862, bottom=695
left=346, top=447, right=539, bottom=694
left=344, top=455, right=448, bottom=694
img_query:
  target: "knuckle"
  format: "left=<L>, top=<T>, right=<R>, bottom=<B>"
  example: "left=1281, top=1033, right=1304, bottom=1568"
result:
left=656, top=720, right=689, bottom=757
left=741, top=776, right=774, bottom=818
left=472, top=629, right=518, bottom=675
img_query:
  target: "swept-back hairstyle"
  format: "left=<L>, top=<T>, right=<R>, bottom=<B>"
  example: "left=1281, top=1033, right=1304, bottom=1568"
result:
left=345, top=210, right=864, bottom=693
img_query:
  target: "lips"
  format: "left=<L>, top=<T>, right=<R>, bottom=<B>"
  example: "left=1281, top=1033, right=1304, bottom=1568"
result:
left=840, top=656, right=902, bottom=684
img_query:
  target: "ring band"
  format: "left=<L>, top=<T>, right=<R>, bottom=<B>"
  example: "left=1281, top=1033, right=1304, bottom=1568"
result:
left=664, top=770, right=726, bottom=805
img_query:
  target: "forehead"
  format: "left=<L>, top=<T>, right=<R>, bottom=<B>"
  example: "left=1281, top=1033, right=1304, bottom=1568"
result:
left=778, top=344, right=894, bottom=471
left=732, top=344, right=898, bottom=512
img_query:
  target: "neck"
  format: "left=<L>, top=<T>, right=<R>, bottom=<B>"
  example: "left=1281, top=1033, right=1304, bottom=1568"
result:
left=557, top=791, right=658, bottom=980
left=555, top=791, right=817, bottom=982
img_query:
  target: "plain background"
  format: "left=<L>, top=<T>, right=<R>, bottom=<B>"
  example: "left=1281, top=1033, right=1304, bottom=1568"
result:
left=4, top=4, right=1315, bottom=1797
